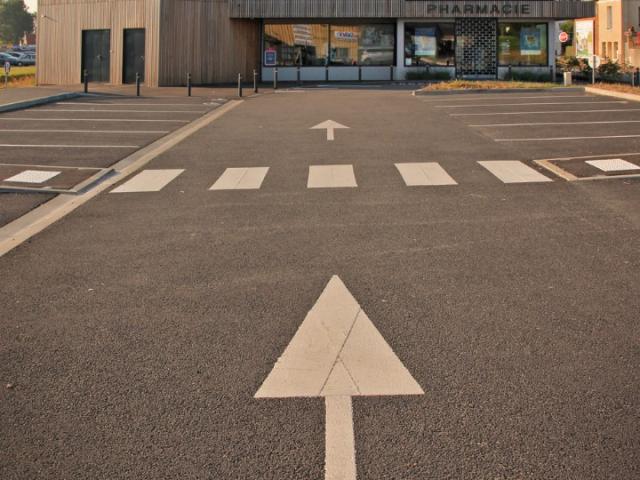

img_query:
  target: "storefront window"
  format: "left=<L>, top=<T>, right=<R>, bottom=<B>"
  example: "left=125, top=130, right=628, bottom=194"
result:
left=498, top=23, right=548, bottom=66
left=264, top=24, right=329, bottom=66
left=329, top=24, right=395, bottom=65
left=404, top=23, right=455, bottom=66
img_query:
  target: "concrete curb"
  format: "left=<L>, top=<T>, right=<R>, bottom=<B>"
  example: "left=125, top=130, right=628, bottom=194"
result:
left=584, top=86, right=640, bottom=103
left=0, top=92, right=82, bottom=113
left=413, top=87, right=585, bottom=96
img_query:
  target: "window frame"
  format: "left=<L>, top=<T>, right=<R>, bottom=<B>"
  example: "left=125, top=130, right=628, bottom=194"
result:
left=497, top=21, right=550, bottom=67
left=262, top=21, right=396, bottom=68
left=404, top=22, right=456, bottom=67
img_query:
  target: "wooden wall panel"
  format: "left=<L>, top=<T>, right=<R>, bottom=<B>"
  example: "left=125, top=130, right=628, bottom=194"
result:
left=158, top=0, right=261, bottom=85
left=37, top=0, right=161, bottom=86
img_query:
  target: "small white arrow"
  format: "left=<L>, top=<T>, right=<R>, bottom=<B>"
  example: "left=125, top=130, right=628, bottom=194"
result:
left=256, top=276, right=424, bottom=480
left=311, top=120, right=349, bottom=141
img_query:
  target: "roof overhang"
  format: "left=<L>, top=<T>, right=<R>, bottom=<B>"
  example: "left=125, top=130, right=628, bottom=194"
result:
left=230, top=0, right=595, bottom=20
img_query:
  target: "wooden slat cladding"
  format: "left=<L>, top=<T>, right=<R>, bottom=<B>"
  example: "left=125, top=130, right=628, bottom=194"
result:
left=230, top=0, right=595, bottom=19
left=158, top=0, right=260, bottom=85
left=37, top=0, right=161, bottom=86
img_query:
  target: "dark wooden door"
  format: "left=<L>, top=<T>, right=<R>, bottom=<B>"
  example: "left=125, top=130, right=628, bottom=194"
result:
left=82, top=29, right=110, bottom=83
left=123, top=29, right=145, bottom=84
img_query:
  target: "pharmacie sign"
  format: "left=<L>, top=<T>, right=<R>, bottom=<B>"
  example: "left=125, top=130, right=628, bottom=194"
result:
left=407, top=1, right=533, bottom=17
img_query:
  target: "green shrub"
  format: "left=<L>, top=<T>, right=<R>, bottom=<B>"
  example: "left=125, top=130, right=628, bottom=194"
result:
left=598, top=60, right=621, bottom=78
left=406, top=70, right=451, bottom=81
left=509, top=71, right=552, bottom=83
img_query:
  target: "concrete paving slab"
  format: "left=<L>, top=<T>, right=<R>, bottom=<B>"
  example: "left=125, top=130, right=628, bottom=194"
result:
left=478, top=161, right=553, bottom=183
left=308, top=165, right=357, bottom=188
left=210, top=167, right=269, bottom=190
left=395, top=163, right=458, bottom=186
left=586, top=159, right=640, bottom=172
left=111, top=169, right=184, bottom=193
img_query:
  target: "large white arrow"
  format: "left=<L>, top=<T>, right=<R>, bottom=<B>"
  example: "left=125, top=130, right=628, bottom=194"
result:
left=255, top=276, right=424, bottom=480
left=311, top=120, right=349, bottom=141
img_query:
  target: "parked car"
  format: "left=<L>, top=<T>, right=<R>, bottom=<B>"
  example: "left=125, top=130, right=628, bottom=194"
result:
left=10, top=52, right=35, bottom=65
left=0, top=52, right=21, bottom=66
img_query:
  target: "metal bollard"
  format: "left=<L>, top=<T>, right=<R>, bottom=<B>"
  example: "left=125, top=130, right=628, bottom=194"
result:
left=136, top=72, right=141, bottom=97
left=297, top=66, right=301, bottom=85
left=187, top=73, right=192, bottom=97
left=253, top=69, right=258, bottom=93
left=325, top=65, right=329, bottom=82
left=507, top=65, right=512, bottom=81
left=273, top=68, right=278, bottom=90
left=358, top=65, right=362, bottom=82
left=83, top=69, right=88, bottom=94
left=238, top=73, right=243, bottom=97
left=390, top=65, right=394, bottom=81
left=549, top=65, right=554, bottom=83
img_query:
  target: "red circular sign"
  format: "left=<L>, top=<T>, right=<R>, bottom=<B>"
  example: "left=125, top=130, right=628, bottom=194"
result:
left=559, top=31, right=570, bottom=43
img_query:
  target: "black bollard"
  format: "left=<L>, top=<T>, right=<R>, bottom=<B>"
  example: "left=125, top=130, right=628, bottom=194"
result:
left=83, top=69, right=88, bottom=94
left=253, top=69, right=258, bottom=94
left=238, top=73, right=243, bottom=97
left=187, top=73, right=192, bottom=97
left=136, top=72, right=141, bottom=97
left=273, top=68, right=278, bottom=90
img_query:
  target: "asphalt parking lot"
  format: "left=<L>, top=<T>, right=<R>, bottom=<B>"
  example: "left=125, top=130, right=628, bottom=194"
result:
left=1, top=87, right=638, bottom=480
left=0, top=95, right=227, bottom=227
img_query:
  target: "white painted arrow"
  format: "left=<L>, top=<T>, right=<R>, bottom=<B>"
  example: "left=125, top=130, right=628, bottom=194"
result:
left=311, top=120, right=349, bottom=141
left=255, top=275, right=424, bottom=480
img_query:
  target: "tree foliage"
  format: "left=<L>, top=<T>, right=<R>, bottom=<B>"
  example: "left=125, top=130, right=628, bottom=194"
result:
left=0, top=0, right=34, bottom=44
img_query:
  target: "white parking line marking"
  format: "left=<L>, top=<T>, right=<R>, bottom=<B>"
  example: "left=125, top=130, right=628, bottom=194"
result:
left=479, top=161, right=553, bottom=183
left=209, top=167, right=269, bottom=190
left=110, top=169, right=184, bottom=193
left=57, top=102, right=210, bottom=106
left=395, top=162, right=458, bottom=186
left=495, top=134, right=640, bottom=142
left=0, top=129, right=168, bottom=134
left=0, top=118, right=190, bottom=123
left=4, top=170, right=61, bottom=184
left=586, top=159, right=640, bottom=172
left=470, top=120, right=640, bottom=127
left=36, top=109, right=204, bottom=114
left=308, top=165, right=357, bottom=188
left=0, top=144, right=138, bottom=148
left=451, top=109, right=640, bottom=117
left=437, top=101, right=626, bottom=108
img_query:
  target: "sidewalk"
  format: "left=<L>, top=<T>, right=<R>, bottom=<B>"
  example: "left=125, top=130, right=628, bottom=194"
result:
left=56, top=83, right=273, bottom=99
left=0, top=86, right=75, bottom=106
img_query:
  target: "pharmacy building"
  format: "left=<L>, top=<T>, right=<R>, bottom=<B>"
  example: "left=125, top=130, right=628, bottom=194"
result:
left=37, top=0, right=594, bottom=86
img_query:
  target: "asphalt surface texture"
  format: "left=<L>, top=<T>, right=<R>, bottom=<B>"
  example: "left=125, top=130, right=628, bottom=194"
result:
left=1, top=88, right=639, bottom=480
left=0, top=94, right=228, bottom=227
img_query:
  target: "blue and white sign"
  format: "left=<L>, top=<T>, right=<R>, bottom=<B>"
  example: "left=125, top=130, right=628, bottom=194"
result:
left=264, top=49, right=277, bottom=66
left=520, top=27, right=541, bottom=55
